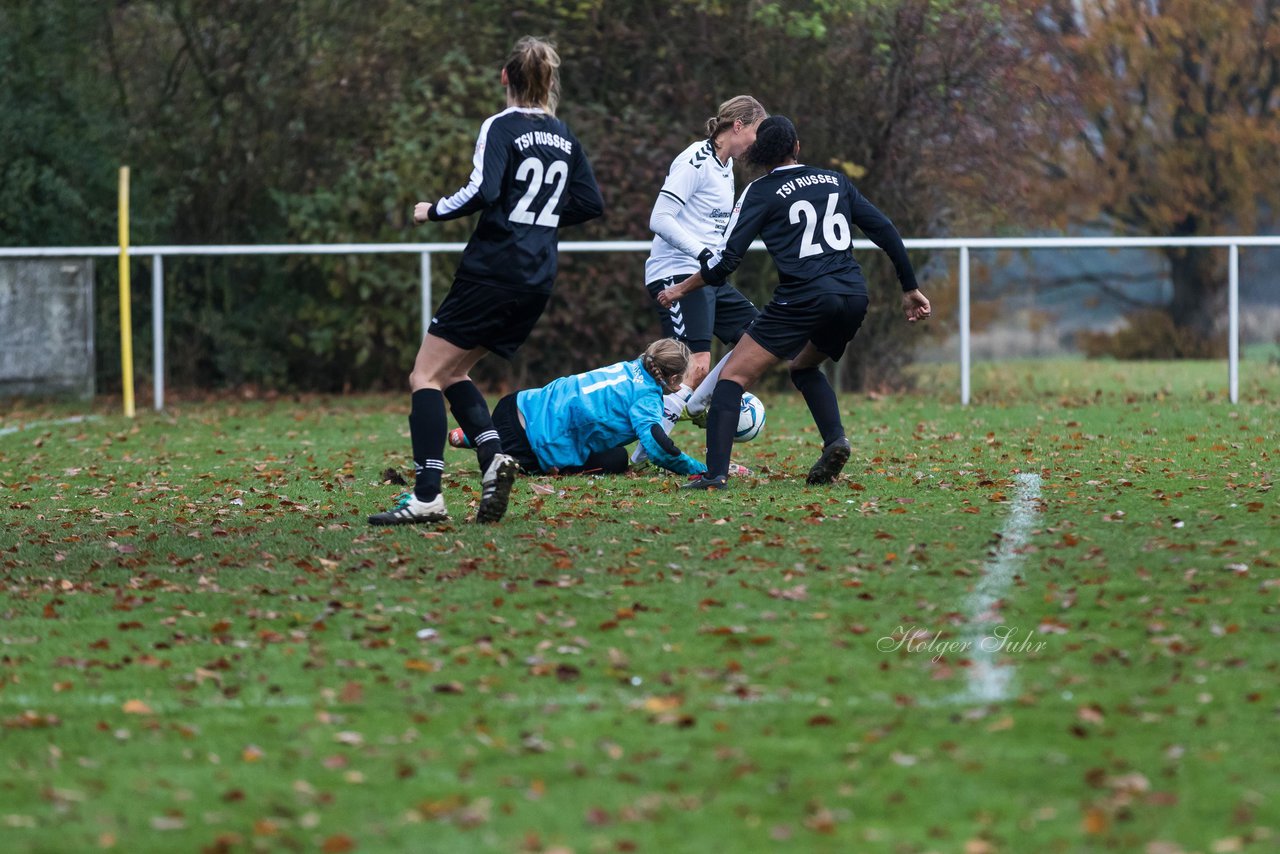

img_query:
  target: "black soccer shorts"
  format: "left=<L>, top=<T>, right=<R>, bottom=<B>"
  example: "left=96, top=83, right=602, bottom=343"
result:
left=747, top=291, right=869, bottom=362
left=428, top=279, right=551, bottom=360
left=645, top=275, right=759, bottom=353
left=490, top=393, right=543, bottom=473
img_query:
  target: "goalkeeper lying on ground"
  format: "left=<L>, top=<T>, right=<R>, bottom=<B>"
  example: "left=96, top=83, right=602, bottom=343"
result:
left=449, top=339, right=708, bottom=477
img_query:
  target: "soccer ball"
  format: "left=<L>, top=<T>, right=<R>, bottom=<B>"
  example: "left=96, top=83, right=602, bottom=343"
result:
left=735, top=392, right=766, bottom=443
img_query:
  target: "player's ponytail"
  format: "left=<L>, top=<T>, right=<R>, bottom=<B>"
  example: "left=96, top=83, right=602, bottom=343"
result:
left=504, top=36, right=561, bottom=114
left=705, top=95, right=766, bottom=141
left=641, top=338, right=692, bottom=394
left=744, top=114, right=799, bottom=170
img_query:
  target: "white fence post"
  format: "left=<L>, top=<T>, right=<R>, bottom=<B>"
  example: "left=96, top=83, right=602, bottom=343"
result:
left=152, top=254, right=164, bottom=411
left=959, top=245, right=971, bottom=406
left=1229, top=243, right=1239, bottom=404
left=420, top=251, right=431, bottom=342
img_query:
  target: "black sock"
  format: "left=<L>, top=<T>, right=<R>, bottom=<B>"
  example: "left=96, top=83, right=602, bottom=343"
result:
left=791, top=367, right=845, bottom=447
left=444, top=380, right=501, bottom=472
left=409, top=388, right=447, bottom=501
left=705, top=379, right=743, bottom=479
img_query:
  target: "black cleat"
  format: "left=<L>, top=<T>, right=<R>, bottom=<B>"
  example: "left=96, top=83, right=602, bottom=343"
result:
left=806, top=437, right=851, bottom=485
left=476, top=454, right=517, bottom=523
left=681, top=473, right=729, bottom=491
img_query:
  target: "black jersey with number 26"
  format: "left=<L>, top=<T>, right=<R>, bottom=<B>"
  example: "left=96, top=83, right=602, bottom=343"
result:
left=428, top=106, right=603, bottom=293
left=706, top=164, right=918, bottom=301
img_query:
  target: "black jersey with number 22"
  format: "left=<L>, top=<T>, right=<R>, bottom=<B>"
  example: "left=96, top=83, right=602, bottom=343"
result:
left=707, top=164, right=918, bottom=301
left=429, top=106, right=603, bottom=293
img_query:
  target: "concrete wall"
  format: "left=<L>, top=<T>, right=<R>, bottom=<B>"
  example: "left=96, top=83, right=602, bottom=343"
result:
left=0, top=259, right=95, bottom=399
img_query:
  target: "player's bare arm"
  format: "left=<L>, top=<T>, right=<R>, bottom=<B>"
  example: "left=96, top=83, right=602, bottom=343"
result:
left=657, top=271, right=707, bottom=308
left=413, top=201, right=433, bottom=224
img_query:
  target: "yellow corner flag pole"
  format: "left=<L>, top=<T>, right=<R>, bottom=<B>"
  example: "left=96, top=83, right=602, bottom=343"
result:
left=118, top=166, right=135, bottom=418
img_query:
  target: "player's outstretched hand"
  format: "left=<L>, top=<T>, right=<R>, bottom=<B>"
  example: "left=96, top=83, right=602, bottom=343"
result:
left=903, top=289, right=931, bottom=323
left=413, top=202, right=433, bottom=224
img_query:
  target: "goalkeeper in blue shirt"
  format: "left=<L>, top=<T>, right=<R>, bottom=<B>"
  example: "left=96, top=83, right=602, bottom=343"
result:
left=450, top=339, right=707, bottom=479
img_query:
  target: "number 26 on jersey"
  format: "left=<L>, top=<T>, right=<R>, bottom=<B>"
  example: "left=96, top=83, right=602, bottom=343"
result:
left=789, top=192, right=850, bottom=258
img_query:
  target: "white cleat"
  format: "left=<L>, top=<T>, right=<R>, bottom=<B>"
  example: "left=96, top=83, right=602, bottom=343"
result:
left=368, top=492, right=448, bottom=526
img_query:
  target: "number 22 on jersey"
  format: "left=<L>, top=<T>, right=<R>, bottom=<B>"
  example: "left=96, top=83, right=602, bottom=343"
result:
left=789, top=192, right=850, bottom=258
left=510, top=157, right=568, bottom=227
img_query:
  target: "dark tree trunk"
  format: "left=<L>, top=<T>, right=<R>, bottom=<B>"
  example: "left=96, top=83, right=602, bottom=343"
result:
left=1164, top=247, right=1225, bottom=341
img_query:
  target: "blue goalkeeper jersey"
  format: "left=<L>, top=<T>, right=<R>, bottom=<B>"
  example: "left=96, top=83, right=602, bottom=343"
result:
left=516, top=358, right=705, bottom=475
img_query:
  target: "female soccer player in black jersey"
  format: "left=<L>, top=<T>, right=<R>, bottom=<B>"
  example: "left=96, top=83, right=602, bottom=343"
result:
left=369, top=36, right=603, bottom=526
left=657, top=115, right=931, bottom=490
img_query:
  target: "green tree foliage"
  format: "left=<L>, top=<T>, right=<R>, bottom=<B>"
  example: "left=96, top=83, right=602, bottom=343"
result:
left=0, top=2, right=124, bottom=245
left=94, top=0, right=437, bottom=389
left=1030, top=0, right=1280, bottom=344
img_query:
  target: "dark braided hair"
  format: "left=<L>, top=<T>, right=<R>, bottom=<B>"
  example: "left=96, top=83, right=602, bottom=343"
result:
left=744, top=115, right=798, bottom=170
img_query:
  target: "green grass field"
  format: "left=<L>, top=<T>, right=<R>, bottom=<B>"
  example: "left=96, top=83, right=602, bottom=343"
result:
left=2, top=359, right=1277, bottom=853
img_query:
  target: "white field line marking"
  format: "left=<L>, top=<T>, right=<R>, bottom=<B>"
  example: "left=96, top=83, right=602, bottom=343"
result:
left=0, top=415, right=98, bottom=438
left=962, top=472, right=1042, bottom=703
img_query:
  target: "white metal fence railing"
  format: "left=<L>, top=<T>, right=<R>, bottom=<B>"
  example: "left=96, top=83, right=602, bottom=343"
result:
left=3, top=235, right=1278, bottom=408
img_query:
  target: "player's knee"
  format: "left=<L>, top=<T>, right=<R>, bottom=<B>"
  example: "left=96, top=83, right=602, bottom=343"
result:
left=790, top=366, right=823, bottom=390
left=685, top=352, right=711, bottom=383
left=410, top=368, right=442, bottom=391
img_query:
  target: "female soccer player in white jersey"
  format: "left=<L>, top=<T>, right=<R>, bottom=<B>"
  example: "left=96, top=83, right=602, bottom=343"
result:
left=369, top=36, right=603, bottom=526
left=631, top=96, right=767, bottom=466
left=657, top=115, right=931, bottom=490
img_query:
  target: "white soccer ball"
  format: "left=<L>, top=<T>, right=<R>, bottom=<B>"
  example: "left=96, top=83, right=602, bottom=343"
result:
left=735, top=392, right=766, bottom=443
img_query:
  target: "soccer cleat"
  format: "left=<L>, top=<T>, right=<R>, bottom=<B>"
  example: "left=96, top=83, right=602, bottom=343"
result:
left=367, top=492, right=448, bottom=526
left=681, top=473, right=729, bottom=490
left=476, top=453, right=517, bottom=523
left=806, top=437, right=852, bottom=485
left=727, top=462, right=753, bottom=478
left=686, top=407, right=708, bottom=429
left=448, top=428, right=473, bottom=449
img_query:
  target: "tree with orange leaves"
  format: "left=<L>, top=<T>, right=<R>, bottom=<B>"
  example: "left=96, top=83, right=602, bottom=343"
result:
left=1029, top=0, right=1280, bottom=345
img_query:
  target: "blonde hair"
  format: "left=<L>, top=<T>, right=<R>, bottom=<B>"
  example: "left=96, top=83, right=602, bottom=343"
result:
left=504, top=36, right=561, bottom=114
left=705, top=95, right=767, bottom=140
left=640, top=338, right=691, bottom=393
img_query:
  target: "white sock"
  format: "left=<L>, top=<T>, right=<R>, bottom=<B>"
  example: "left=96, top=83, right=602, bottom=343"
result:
left=686, top=351, right=733, bottom=415
left=631, top=385, right=691, bottom=464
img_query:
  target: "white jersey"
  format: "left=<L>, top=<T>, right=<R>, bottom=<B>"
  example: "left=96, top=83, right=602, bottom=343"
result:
left=644, top=139, right=736, bottom=283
